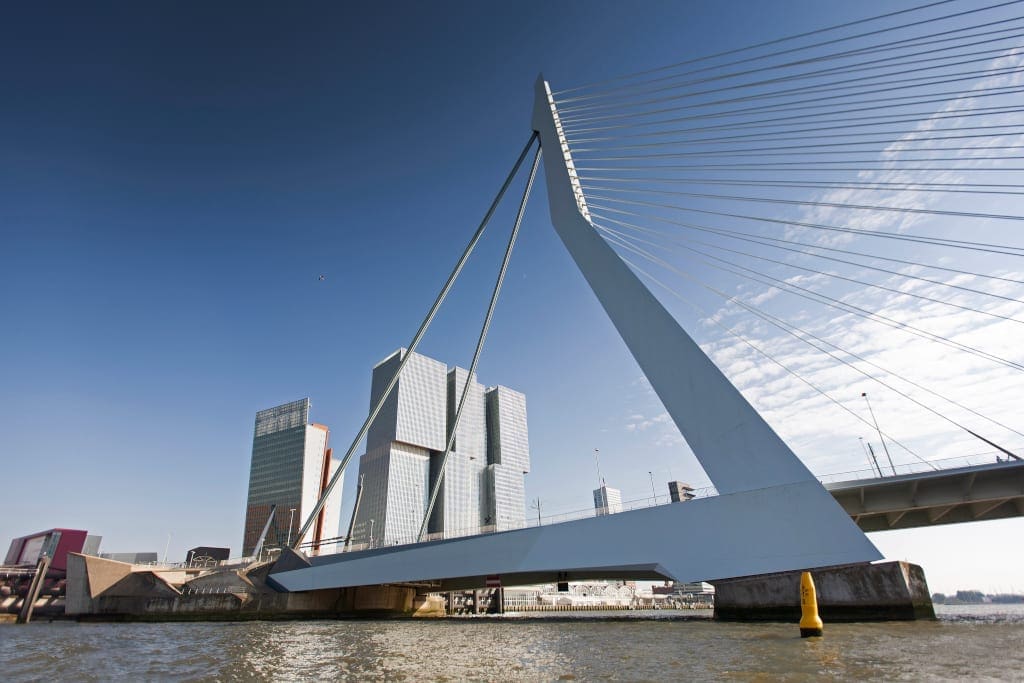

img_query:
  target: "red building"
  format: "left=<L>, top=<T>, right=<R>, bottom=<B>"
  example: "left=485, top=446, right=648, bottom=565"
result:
left=4, top=528, right=90, bottom=574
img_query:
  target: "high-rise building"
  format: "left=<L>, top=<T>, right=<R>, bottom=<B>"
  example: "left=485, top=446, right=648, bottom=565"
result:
left=350, top=349, right=529, bottom=547
left=485, top=386, right=530, bottom=530
left=353, top=351, right=445, bottom=547
left=242, top=398, right=342, bottom=557
left=434, top=367, right=488, bottom=536
left=593, top=484, right=623, bottom=516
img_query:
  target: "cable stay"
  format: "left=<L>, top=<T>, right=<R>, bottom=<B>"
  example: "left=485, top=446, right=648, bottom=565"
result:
left=580, top=164, right=1024, bottom=173
left=541, top=1, right=1024, bottom=480
left=591, top=215, right=1024, bottom=322
left=419, top=143, right=543, bottom=541
left=554, top=0, right=1015, bottom=96
left=569, top=124, right=1024, bottom=154
left=566, top=116, right=1024, bottom=145
left=557, top=70, right=1024, bottom=127
left=586, top=198, right=1024, bottom=257
left=562, top=101, right=1024, bottom=139
left=588, top=212, right=1024, bottom=373
left=576, top=143, right=1024, bottom=160
left=561, top=88, right=1024, bottom=136
left=575, top=175, right=1024, bottom=198
left=292, top=133, right=540, bottom=549
left=556, top=41, right=1024, bottom=117
left=599, top=227, right=1024, bottom=459
left=583, top=187, right=1024, bottom=222
left=620, top=254, right=932, bottom=468
left=588, top=211, right=1024, bottom=300
left=556, top=18, right=1024, bottom=107
left=570, top=126, right=1024, bottom=153
left=599, top=225, right=1024, bottom=414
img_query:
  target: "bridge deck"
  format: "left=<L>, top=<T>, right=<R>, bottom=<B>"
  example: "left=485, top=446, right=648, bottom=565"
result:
left=270, top=479, right=878, bottom=592
left=826, top=460, right=1024, bottom=532
left=270, top=461, right=1020, bottom=592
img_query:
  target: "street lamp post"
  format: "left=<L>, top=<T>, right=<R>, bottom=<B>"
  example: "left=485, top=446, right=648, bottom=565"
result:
left=859, top=436, right=882, bottom=477
left=862, top=392, right=896, bottom=475
left=594, top=448, right=603, bottom=488
left=648, top=471, right=657, bottom=502
left=286, top=508, right=296, bottom=547
left=369, top=518, right=375, bottom=548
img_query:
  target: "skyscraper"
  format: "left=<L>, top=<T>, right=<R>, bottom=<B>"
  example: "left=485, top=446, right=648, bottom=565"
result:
left=485, top=386, right=531, bottom=530
left=242, top=398, right=342, bottom=557
left=593, top=485, right=623, bottom=516
left=350, top=349, right=529, bottom=547
left=353, top=351, right=445, bottom=547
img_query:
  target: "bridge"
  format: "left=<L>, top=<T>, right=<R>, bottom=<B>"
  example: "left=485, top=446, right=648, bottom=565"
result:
left=828, top=457, right=1024, bottom=532
left=268, top=454, right=1024, bottom=592
left=275, top=3, right=1023, bottom=594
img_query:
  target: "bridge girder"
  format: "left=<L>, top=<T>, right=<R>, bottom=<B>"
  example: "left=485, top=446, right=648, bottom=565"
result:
left=828, top=461, right=1024, bottom=532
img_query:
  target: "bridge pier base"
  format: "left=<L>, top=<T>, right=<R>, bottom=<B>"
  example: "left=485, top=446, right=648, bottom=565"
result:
left=713, top=561, right=934, bottom=622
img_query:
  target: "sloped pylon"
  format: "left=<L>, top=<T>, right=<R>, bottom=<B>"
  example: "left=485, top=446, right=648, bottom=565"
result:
left=530, top=75, right=880, bottom=560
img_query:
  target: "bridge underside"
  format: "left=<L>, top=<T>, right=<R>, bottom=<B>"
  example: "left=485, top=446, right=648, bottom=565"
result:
left=269, top=480, right=878, bottom=592
left=828, top=460, right=1024, bottom=532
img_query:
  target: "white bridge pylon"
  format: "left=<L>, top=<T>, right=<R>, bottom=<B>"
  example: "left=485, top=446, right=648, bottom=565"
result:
left=268, top=78, right=881, bottom=593
left=529, top=74, right=880, bottom=558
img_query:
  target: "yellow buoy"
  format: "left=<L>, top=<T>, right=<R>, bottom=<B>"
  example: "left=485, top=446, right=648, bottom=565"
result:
left=799, top=571, right=824, bottom=638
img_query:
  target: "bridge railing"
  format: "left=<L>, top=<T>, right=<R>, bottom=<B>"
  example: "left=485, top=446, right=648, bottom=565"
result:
left=231, top=452, right=1017, bottom=560
left=815, top=450, right=1012, bottom=485
left=338, top=485, right=719, bottom=553
left=304, top=452, right=1016, bottom=556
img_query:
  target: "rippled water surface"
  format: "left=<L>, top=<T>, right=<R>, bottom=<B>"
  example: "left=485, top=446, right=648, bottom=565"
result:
left=3, top=606, right=1022, bottom=681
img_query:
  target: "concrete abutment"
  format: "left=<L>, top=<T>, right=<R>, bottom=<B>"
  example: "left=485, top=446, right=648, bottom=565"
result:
left=713, top=561, right=935, bottom=621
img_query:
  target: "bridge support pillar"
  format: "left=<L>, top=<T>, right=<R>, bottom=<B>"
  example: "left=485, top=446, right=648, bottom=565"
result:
left=713, top=561, right=934, bottom=621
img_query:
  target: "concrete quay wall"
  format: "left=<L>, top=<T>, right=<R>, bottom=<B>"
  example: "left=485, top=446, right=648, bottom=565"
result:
left=713, top=561, right=934, bottom=621
left=64, top=553, right=422, bottom=621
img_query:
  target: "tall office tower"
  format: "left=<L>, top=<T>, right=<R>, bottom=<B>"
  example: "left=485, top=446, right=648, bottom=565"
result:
left=242, top=398, right=342, bottom=557
left=593, top=484, right=623, bottom=516
left=352, top=350, right=447, bottom=547
left=433, top=367, right=487, bottom=537
left=350, top=349, right=530, bottom=546
left=485, top=385, right=531, bottom=530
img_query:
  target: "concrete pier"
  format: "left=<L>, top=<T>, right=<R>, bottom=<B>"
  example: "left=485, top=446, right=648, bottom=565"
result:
left=64, top=553, right=419, bottom=621
left=713, top=561, right=934, bottom=621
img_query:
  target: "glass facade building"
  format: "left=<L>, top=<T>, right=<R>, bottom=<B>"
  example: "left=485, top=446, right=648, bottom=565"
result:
left=435, top=367, right=487, bottom=537
left=242, top=398, right=342, bottom=556
left=351, top=350, right=530, bottom=546
left=593, top=485, right=623, bottom=516
left=485, top=386, right=531, bottom=530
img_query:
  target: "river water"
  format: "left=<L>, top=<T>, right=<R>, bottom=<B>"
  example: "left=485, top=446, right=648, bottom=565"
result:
left=3, top=605, right=1022, bottom=681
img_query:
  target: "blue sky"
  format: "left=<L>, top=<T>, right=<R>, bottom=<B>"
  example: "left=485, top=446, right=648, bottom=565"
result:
left=2, top=1, right=1022, bottom=594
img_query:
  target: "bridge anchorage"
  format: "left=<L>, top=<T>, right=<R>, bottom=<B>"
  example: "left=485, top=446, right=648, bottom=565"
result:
left=267, top=5, right=1024, bottom=619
